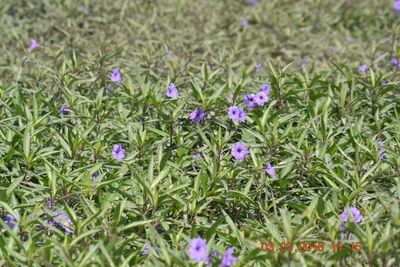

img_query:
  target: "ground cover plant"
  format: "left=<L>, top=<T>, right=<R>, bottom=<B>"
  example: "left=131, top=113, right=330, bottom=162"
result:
left=1, top=0, right=400, bottom=266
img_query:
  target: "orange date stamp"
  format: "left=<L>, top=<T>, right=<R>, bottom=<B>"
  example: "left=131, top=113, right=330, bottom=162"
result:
left=256, top=241, right=362, bottom=254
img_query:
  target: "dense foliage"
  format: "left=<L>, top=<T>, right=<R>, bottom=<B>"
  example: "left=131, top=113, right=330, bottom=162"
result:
left=1, top=0, right=400, bottom=266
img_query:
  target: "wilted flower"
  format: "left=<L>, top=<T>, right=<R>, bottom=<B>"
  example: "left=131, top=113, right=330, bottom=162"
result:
left=205, top=257, right=213, bottom=266
left=142, top=243, right=155, bottom=255
left=339, top=207, right=363, bottom=231
left=28, top=39, right=39, bottom=52
left=193, top=153, right=202, bottom=159
left=255, top=91, right=269, bottom=106
left=91, top=171, right=100, bottom=179
left=112, top=144, right=126, bottom=162
left=378, top=140, right=385, bottom=159
left=240, top=18, right=249, bottom=28
left=394, top=0, right=400, bottom=11
left=231, top=142, right=249, bottom=161
left=189, top=107, right=206, bottom=123
left=358, top=64, right=368, bottom=74
left=189, top=237, right=208, bottom=262
left=221, top=247, right=237, bottom=267
left=166, top=83, right=179, bottom=99
left=110, top=68, right=122, bottom=84
left=59, top=105, right=72, bottom=114
left=228, top=106, right=246, bottom=123
left=105, top=86, right=113, bottom=94
left=255, top=63, right=263, bottom=74
left=244, top=94, right=256, bottom=109
left=46, top=210, right=74, bottom=234
left=263, top=163, right=276, bottom=178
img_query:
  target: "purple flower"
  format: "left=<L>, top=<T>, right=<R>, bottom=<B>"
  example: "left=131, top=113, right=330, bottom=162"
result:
left=166, top=83, right=179, bottom=99
left=255, top=63, right=263, bottom=74
left=80, top=6, right=90, bottom=15
left=358, top=64, right=368, bottom=74
left=221, top=247, right=237, bottom=267
left=339, top=207, right=363, bottom=231
left=382, top=80, right=389, bottom=85
left=378, top=140, right=385, bottom=159
left=228, top=106, right=246, bottom=123
left=240, top=18, right=249, bottom=28
left=193, top=153, right=202, bottom=159
left=205, top=257, right=213, bottom=266
left=28, top=39, right=39, bottom=52
left=263, top=163, right=276, bottom=178
left=4, top=214, right=19, bottom=231
left=394, top=0, right=400, bottom=11
left=46, top=199, right=55, bottom=209
left=46, top=210, right=74, bottom=234
left=248, top=0, right=258, bottom=6
left=112, top=144, right=126, bottom=162
left=260, top=84, right=271, bottom=95
left=59, top=105, right=72, bottom=114
left=301, top=57, right=310, bottom=66
left=188, top=237, right=208, bottom=262
left=390, top=57, right=399, bottom=66
left=91, top=171, right=100, bottom=179
left=189, top=107, right=206, bottom=123
left=142, top=242, right=155, bottom=255
left=166, top=50, right=173, bottom=57
left=244, top=94, right=256, bottom=109
left=231, top=142, right=249, bottom=161
left=255, top=91, right=269, bottom=106
left=110, top=68, right=122, bottom=84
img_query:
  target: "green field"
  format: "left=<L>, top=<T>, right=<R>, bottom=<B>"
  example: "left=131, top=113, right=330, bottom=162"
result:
left=1, top=0, right=400, bottom=266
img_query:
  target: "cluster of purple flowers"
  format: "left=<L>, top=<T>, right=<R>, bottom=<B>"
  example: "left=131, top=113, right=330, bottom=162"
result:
left=228, top=106, right=246, bottom=123
left=2, top=208, right=74, bottom=235
left=244, top=85, right=270, bottom=109
left=189, top=237, right=237, bottom=267
left=339, top=207, right=363, bottom=231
